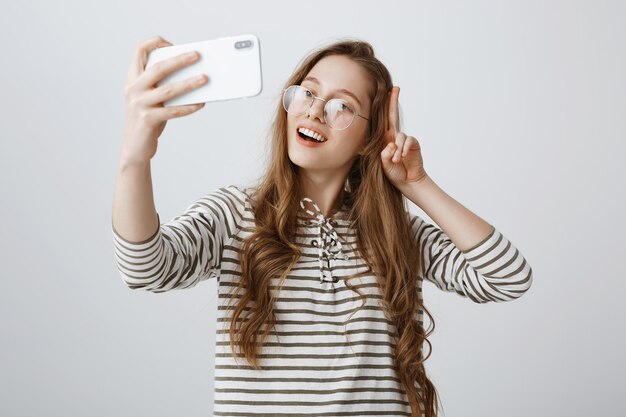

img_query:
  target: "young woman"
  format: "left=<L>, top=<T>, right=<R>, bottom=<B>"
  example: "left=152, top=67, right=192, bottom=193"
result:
left=112, top=36, right=533, bottom=417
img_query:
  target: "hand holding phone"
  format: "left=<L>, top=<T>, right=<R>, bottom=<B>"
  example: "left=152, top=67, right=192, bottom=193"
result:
left=120, top=35, right=209, bottom=164
left=145, top=34, right=263, bottom=106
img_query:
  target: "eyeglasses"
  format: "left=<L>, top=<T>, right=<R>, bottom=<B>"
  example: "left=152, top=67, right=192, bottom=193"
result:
left=282, top=85, right=369, bottom=131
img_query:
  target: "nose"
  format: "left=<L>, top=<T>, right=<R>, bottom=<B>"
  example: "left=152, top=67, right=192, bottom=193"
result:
left=306, top=97, right=326, bottom=124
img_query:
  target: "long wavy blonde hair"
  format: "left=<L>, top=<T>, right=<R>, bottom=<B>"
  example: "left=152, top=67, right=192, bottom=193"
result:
left=226, top=38, right=442, bottom=417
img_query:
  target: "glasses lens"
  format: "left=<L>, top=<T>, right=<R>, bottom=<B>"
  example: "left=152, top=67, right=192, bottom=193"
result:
left=282, top=85, right=356, bottom=130
left=325, top=99, right=355, bottom=130
left=283, top=85, right=311, bottom=116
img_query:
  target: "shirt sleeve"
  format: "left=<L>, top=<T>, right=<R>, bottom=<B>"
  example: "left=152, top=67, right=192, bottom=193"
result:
left=409, top=213, right=533, bottom=303
left=111, top=185, right=247, bottom=293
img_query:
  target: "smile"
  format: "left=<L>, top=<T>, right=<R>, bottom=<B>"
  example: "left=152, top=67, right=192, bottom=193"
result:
left=297, top=127, right=327, bottom=142
left=296, top=129, right=327, bottom=147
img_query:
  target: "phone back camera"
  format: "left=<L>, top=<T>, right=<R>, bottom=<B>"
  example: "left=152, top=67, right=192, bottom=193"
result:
left=234, top=40, right=253, bottom=50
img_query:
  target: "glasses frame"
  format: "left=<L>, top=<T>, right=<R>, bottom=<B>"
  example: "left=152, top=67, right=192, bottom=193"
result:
left=282, top=85, right=370, bottom=131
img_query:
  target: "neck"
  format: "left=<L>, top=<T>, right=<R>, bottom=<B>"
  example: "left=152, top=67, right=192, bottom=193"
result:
left=298, top=169, right=347, bottom=218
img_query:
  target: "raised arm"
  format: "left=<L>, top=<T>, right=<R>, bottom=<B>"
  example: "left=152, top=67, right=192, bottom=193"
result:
left=410, top=213, right=533, bottom=303
left=111, top=185, right=245, bottom=292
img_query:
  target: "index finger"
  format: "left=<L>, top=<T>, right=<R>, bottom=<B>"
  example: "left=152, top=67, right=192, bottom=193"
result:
left=127, top=36, right=172, bottom=82
left=387, top=86, right=400, bottom=134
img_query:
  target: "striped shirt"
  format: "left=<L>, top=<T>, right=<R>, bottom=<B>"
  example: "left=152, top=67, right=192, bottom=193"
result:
left=111, top=184, right=533, bottom=416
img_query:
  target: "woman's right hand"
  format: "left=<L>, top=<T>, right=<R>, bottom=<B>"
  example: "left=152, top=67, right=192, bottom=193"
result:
left=120, top=35, right=208, bottom=164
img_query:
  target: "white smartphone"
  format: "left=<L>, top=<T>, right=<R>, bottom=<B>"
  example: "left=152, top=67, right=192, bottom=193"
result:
left=145, top=33, right=263, bottom=106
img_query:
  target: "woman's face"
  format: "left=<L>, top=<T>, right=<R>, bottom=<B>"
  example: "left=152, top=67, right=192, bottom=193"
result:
left=287, top=55, right=372, bottom=174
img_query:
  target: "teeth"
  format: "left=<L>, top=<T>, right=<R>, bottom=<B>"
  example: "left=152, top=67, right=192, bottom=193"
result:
left=298, top=127, right=326, bottom=142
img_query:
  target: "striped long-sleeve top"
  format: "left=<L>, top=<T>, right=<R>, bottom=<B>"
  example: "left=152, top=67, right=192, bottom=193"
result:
left=111, top=184, right=533, bottom=417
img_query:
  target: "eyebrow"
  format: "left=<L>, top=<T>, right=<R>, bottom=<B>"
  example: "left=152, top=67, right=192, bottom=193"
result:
left=302, top=76, right=363, bottom=108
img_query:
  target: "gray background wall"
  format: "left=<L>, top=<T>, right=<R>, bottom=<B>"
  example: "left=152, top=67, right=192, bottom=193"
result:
left=1, top=1, right=624, bottom=416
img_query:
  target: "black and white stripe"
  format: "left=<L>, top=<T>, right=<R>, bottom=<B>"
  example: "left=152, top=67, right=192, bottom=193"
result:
left=112, top=184, right=533, bottom=416
left=411, top=215, right=533, bottom=303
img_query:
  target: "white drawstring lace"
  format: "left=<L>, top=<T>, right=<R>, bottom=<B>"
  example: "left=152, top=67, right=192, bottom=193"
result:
left=299, top=197, right=350, bottom=284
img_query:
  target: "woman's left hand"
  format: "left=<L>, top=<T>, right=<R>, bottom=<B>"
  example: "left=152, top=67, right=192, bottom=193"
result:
left=380, top=86, right=428, bottom=189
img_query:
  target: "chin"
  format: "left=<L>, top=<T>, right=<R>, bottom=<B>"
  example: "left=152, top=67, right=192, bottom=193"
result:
left=287, top=148, right=319, bottom=171
left=287, top=132, right=330, bottom=170
left=287, top=149, right=310, bottom=169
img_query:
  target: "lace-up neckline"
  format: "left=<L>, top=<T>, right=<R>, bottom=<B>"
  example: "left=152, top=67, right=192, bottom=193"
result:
left=299, top=197, right=351, bottom=286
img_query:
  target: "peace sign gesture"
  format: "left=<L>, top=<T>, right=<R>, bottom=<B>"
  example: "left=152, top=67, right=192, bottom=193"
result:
left=380, top=86, right=428, bottom=189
